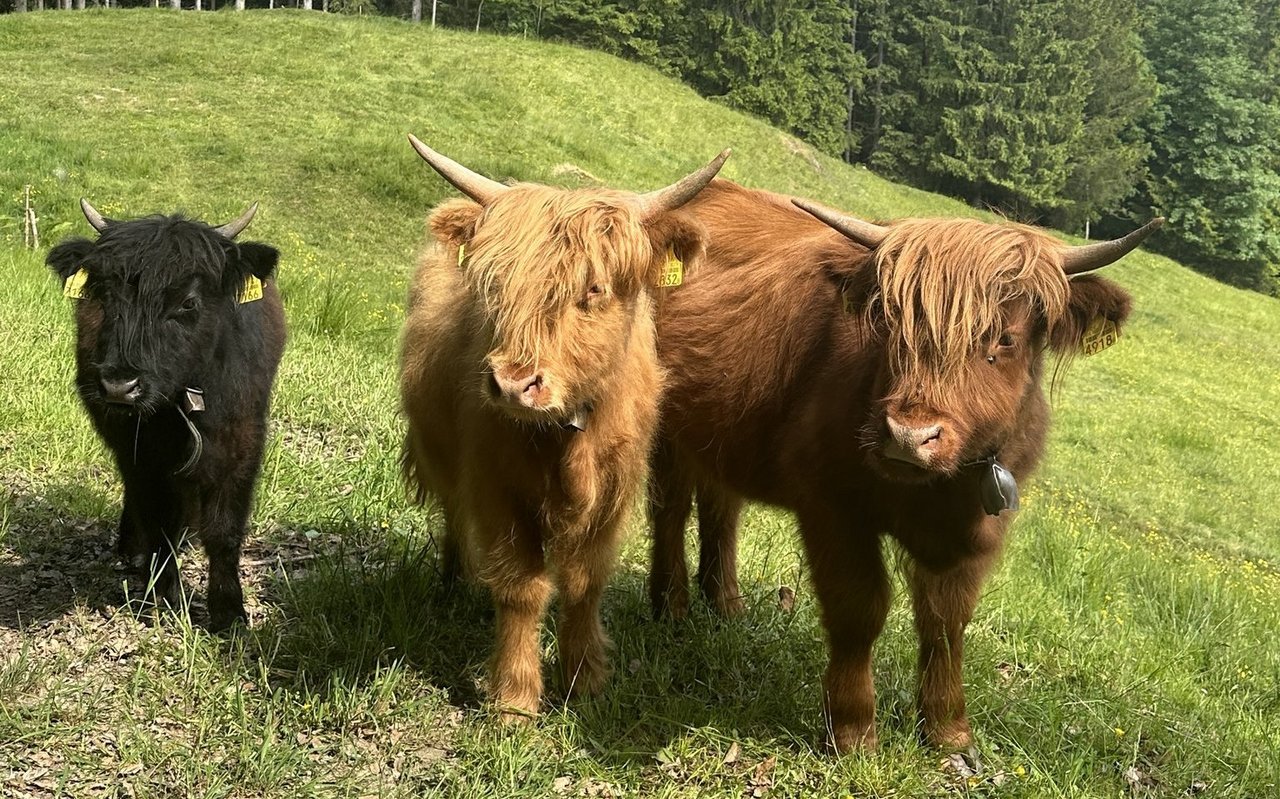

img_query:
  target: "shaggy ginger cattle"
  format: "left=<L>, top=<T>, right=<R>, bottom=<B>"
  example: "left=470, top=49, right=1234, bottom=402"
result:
left=47, top=200, right=285, bottom=631
left=400, top=136, right=727, bottom=718
left=648, top=180, right=1161, bottom=752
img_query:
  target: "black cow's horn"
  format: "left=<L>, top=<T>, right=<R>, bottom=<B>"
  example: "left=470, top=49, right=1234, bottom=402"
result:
left=791, top=198, right=889, bottom=249
left=1060, top=218, right=1165, bottom=275
left=637, top=149, right=732, bottom=218
left=407, top=134, right=510, bottom=206
left=80, top=198, right=110, bottom=233
left=214, top=203, right=259, bottom=239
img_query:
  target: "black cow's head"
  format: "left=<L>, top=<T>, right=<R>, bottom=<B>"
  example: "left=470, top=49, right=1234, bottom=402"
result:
left=47, top=200, right=278, bottom=417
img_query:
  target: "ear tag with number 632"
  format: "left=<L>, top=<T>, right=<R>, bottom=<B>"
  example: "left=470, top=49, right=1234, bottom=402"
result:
left=656, top=247, right=683, bottom=288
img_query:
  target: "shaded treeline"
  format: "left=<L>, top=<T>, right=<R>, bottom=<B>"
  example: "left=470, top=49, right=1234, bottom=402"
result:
left=5, top=0, right=1278, bottom=293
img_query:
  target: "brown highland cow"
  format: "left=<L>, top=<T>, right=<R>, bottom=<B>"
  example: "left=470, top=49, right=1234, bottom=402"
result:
left=648, top=180, right=1161, bottom=752
left=400, top=136, right=728, bottom=719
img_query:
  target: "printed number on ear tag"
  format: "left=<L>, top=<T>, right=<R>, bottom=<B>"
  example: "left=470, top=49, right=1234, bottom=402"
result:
left=1081, top=316, right=1119, bottom=356
left=64, top=268, right=89, bottom=299
left=656, top=247, right=683, bottom=288
left=239, top=276, right=263, bottom=304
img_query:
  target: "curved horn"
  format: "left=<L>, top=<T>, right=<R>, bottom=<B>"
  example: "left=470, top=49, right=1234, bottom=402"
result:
left=407, top=134, right=510, bottom=206
left=1060, top=218, right=1165, bottom=275
left=637, top=149, right=732, bottom=217
left=214, top=203, right=259, bottom=239
left=80, top=198, right=110, bottom=233
left=791, top=198, right=889, bottom=249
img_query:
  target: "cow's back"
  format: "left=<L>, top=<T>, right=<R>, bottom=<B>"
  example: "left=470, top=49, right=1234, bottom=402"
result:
left=656, top=181, right=880, bottom=506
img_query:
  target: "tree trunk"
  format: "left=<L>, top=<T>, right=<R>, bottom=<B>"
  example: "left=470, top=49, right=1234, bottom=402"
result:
left=303, top=0, right=311, bottom=10
left=170, top=0, right=180, bottom=9
left=845, top=3, right=857, bottom=163
left=236, top=0, right=244, bottom=9
left=411, top=0, right=421, bottom=23
left=431, top=0, right=437, bottom=27
left=15, top=0, right=27, bottom=13
left=195, top=0, right=200, bottom=11
left=322, top=0, right=329, bottom=12
left=77, top=0, right=85, bottom=9
left=474, top=0, right=484, bottom=32
left=36, top=0, right=44, bottom=11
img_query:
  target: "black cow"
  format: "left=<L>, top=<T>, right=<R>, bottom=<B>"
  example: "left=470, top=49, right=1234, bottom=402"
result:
left=46, top=199, right=286, bottom=631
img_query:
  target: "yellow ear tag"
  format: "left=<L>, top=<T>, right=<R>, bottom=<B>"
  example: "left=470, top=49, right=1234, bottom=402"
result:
left=1081, top=316, right=1119, bottom=356
left=841, top=284, right=856, bottom=315
left=457, top=243, right=466, bottom=267
left=63, top=268, right=89, bottom=299
left=656, top=247, right=683, bottom=288
left=239, top=276, right=263, bottom=304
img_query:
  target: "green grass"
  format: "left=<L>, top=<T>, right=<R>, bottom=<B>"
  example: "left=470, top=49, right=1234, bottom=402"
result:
left=2, top=9, right=1279, bottom=798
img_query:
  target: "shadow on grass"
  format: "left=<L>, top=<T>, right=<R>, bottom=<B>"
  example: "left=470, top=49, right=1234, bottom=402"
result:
left=0, top=482, right=123, bottom=629
left=1, top=482, right=846, bottom=760
left=247, top=525, right=836, bottom=761
left=245, top=523, right=494, bottom=710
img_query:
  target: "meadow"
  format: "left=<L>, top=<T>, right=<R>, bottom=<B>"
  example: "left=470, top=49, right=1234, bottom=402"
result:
left=1, top=10, right=1279, bottom=798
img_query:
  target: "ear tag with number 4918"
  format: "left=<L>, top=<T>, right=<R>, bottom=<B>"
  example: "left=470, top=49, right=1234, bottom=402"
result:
left=1081, top=316, right=1119, bottom=356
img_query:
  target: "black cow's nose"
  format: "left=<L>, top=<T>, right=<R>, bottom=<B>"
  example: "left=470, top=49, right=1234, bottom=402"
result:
left=100, top=376, right=141, bottom=405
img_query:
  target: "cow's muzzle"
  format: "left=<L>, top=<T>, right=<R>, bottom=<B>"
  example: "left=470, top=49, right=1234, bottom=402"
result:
left=882, top=416, right=944, bottom=468
left=100, top=376, right=142, bottom=406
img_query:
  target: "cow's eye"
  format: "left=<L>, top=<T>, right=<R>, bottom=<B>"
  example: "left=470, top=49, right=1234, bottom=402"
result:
left=178, top=296, right=199, bottom=314
left=582, top=284, right=606, bottom=307
left=998, top=332, right=1015, bottom=348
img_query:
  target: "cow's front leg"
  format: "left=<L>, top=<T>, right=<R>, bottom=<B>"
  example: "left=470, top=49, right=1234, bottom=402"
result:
left=800, top=512, right=890, bottom=753
left=481, top=511, right=551, bottom=722
left=909, top=548, right=997, bottom=750
left=116, top=493, right=146, bottom=569
left=119, top=475, right=183, bottom=611
left=553, top=517, right=624, bottom=699
left=648, top=437, right=695, bottom=620
left=696, top=483, right=745, bottom=617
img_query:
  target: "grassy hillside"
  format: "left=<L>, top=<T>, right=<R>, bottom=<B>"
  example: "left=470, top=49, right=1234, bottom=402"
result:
left=1, top=10, right=1278, bottom=798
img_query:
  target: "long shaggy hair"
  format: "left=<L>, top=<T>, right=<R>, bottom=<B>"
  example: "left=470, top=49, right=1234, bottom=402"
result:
left=460, top=186, right=653, bottom=367
left=871, top=218, right=1070, bottom=389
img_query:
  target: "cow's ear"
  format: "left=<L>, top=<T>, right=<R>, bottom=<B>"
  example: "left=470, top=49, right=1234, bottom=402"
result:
left=1049, top=274, right=1133, bottom=353
left=643, top=210, right=708, bottom=291
left=819, top=239, right=878, bottom=315
left=429, top=198, right=483, bottom=247
left=236, top=241, right=280, bottom=280
left=46, top=238, right=95, bottom=283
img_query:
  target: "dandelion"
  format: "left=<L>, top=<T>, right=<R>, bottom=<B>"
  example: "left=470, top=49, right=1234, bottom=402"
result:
left=1114, top=727, right=1125, bottom=737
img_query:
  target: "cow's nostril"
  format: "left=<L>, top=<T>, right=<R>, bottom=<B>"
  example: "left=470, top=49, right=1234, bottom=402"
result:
left=920, top=425, right=943, bottom=447
left=101, top=377, right=141, bottom=404
left=522, top=374, right=543, bottom=396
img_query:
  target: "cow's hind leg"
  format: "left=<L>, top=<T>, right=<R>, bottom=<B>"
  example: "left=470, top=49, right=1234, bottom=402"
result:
left=909, top=549, right=997, bottom=750
left=438, top=511, right=464, bottom=587
left=648, top=436, right=695, bottom=620
left=198, top=469, right=257, bottom=633
left=696, top=483, right=745, bottom=617
left=800, top=511, right=890, bottom=753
